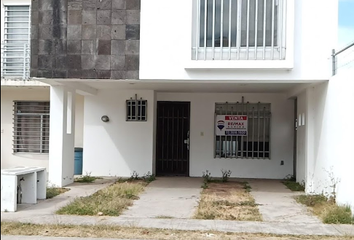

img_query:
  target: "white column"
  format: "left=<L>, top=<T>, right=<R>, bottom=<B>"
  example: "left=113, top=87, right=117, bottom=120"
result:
left=49, top=86, right=76, bottom=187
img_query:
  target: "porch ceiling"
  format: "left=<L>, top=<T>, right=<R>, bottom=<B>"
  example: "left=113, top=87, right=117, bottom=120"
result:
left=45, top=79, right=318, bottom=94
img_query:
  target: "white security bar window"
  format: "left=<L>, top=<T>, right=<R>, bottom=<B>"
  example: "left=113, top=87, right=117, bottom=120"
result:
left=13, top=101, right=50, bottom=153
left=215, top=102, right=271, bottom=159
left=1, top=5, right=31, bottom=79
left=126, top=95, right=147, bottom=121
left=193, top=0, right=286, bottom=60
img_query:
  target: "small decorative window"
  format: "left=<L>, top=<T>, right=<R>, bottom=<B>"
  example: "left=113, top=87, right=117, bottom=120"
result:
left=126, top=95, right=147, bottom=121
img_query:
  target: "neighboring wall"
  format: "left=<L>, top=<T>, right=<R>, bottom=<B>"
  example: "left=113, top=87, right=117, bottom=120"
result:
left=0, top=88, right=84, bottom=170
left=300, top=70, right=354, bottom=213
left=83, top=89, right=155, bottom=176
left=30, top=0, right=140, bottom=79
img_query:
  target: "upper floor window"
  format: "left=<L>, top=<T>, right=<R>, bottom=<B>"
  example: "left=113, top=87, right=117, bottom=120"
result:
left=1, top=5, right=30, bottom=79
left=13, top=101, right=50, bottom=154
left=193, top=0, right=286, bottom=61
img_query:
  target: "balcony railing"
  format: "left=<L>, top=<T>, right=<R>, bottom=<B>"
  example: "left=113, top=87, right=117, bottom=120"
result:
left=1, top=42, right=30, bottom=80
left=332, top=41, right=354, bottom=76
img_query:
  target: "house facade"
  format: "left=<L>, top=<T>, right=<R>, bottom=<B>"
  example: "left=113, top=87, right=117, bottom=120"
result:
left=1, top=0, right=353, bottom=212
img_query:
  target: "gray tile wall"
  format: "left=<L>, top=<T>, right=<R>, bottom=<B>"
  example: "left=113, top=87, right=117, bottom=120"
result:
left=31, top=0, right=140, bottom=79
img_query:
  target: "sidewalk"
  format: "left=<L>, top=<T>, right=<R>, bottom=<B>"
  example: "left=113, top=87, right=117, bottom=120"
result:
left=1, top=237, right=141, bottom=240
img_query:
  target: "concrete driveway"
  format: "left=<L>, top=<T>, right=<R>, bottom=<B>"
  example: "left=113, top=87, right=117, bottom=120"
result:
left=120, top=177, right=203, bottom=218
left=248, top=179, right=321, bottom=223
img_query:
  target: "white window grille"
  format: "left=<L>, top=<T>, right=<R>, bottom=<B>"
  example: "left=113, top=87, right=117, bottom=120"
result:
left=126, top=95, right=147, bottom=121
left=13, top=101, right=50, bottom=153
left=193, top=0, right=286, bottom=60
left=215, top=100, right=271, bottom=159
left=1, top=5, right=31, bottom=79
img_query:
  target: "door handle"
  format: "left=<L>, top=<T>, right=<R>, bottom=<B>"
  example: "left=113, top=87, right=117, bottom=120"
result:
left=184, top=131, right=190, bottom=150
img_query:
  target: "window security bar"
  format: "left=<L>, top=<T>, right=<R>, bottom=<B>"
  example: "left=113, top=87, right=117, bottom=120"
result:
left=215, top=97, right=271, bottom=159
left=13, top=101, right=50, bottom=153
left=126, top=94, right=147, bottom=121
left=194, top=0, right=286, bottom=60
left=1, top=42, right=30, bottom=80
left=2, top=5, right=31, bottom=80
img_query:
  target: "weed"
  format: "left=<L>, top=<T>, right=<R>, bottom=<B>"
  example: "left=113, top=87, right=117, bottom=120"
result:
left=296, top=194, right=327, bottom=207
left=74, top=172, right=101, bottom=183
left=221, top=169, right=232, bottom=182
left=284, top=174, right=296, bottom=181
left=283, top=180, right=305, bottom=191
left=296, top=194, right=354, bottom=224
left=202, top=170, right=212, bottom=183
left=142, top=171, right=156, bottom=183
left=129, top=171, right=140, bottom=181
left=46, top=187, right=69, bottom=199
left=242, top=182, right=252, bottom=192
left=201, top=182, right=209, bottom=189
left=323, top=205, right=354, bottom=224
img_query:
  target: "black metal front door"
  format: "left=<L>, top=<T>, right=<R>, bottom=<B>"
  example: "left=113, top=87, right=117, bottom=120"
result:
left=156, top=101, right=190, bottom=176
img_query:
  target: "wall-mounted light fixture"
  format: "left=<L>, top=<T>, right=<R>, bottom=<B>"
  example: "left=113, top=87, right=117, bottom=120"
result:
left=101, top=115, right=110, bottom=123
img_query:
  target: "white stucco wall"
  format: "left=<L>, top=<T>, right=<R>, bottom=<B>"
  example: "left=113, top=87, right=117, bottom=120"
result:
left=83, top=89, right=155, bottom=177
left=0, top=88, right=84, bottom=171
left=296, top=91, right=307, bottom=183
left=304, top=71, right=354, bottom=212
left=83, top=90, right=294, bottom=179
left=140, top=0, right=337, bottom=81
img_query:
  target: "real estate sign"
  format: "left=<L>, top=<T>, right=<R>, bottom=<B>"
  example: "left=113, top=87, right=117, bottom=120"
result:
left=215, top=115, right=248, bottom=136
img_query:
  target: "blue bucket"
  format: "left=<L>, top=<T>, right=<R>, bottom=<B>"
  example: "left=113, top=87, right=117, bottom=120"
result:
left=74, top=148, right=83, bottom=175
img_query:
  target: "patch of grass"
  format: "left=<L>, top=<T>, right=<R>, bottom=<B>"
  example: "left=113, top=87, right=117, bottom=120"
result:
left=296, top=194, right=327, bottom=207
left=322, top=205, right=354, bottom=224
left=46, top=187, right=69, bottom=199
left=74, top=172, right=102, bottom=183
left=56, top=181, right=146, bottom=216
left=2, top=222, right=354, bottom=240
left=296, top=195, right=354, bottom=224
left=194, top=182, right=262, bottom=221
left=282, top=174, right=305, bottom=191
left=283, top=180, right=305, bottom=191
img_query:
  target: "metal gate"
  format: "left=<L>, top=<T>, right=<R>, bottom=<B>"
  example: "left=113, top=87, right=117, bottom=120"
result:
left=156, top=102, right=190, bottom=176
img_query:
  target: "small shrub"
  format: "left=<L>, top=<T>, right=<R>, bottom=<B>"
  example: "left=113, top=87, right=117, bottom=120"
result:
left=322, top=205, right=354, bottom=224
left=221, top=169, right=232, bottom=182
